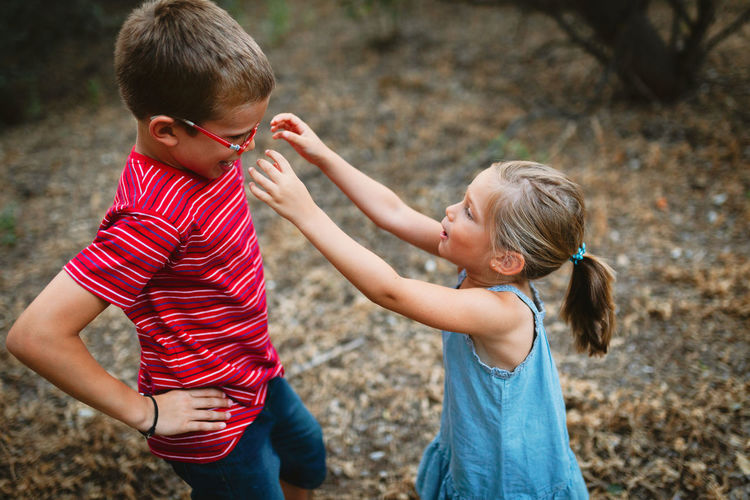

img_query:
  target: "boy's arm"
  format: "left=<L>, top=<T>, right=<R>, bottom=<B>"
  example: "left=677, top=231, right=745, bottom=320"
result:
left=6, top=271, right=230, bottom=435
left=270, top=113, right=443, bottom=255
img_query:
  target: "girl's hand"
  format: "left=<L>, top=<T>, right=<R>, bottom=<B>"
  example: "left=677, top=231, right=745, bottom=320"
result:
left=270, top=113, right=332, bottom=166
left=248, top=149, right=318, bottom=225
left=145, top=388, right=231, bottom=436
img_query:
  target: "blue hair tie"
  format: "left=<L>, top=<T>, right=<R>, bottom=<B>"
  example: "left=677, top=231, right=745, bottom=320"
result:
left=570, top=242, right=586, bottom=265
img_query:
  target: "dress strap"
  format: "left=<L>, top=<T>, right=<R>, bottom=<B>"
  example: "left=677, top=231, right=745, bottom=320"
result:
left=456, top=269, right=545, bottom=319
left=488, top=283, right=546, bottom=320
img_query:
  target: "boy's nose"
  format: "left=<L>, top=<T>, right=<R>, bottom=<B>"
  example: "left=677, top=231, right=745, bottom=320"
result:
left=238, top=140, right=255, bottom=156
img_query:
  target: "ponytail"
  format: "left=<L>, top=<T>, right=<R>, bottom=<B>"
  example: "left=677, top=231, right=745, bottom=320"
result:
left=560, top=253, right=616, bottom=356
left=484, top=161, right=616, bottom=355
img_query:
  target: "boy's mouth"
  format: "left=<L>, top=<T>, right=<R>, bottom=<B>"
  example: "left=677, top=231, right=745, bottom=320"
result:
left=219, top=160, right=235, bottom=171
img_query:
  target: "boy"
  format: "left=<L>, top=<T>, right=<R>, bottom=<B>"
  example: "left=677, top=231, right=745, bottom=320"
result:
left=5, top=1, right=325, bottom=498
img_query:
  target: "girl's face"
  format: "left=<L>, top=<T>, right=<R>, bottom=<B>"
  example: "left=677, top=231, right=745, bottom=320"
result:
left=439, top=168, right=498, bottom=275
left=170, top=98, right=269, bottom=180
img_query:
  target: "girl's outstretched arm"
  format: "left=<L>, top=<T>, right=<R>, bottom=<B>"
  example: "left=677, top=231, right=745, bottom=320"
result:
left=249, top=150, right=521, bottom=339
left=6, top=271, right=231, bottom=436
left=270, top=113, right=443, bottom=255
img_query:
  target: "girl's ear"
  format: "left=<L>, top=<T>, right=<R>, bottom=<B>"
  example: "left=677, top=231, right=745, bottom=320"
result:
left=490, top=250, right=525, bottom=276
left=148, top=115, right=180, bottom=147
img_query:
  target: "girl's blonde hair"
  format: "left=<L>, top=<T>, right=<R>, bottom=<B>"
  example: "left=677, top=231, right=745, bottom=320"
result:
left=486, top=161, right=615, bottom=356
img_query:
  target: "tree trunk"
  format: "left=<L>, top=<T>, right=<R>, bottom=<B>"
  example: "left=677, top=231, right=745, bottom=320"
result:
left=569, top=0, right=683, bottom=99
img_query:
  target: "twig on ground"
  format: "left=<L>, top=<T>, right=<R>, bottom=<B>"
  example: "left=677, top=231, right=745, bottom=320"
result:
left=287, top=338, right=366, bottom=378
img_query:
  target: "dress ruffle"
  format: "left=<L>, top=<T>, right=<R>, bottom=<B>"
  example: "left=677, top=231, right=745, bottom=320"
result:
left=416, top=438, right=455, bottom=500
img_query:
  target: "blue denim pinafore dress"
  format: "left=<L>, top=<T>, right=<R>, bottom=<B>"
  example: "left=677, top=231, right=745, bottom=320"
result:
left=416, top=274, right=588, bottom=499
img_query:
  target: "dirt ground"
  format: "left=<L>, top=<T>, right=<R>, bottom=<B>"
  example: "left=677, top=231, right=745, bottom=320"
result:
left=1, top=1, right=748, bottom=498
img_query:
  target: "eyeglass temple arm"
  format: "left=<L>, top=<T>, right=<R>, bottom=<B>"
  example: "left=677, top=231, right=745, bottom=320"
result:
left=179, top=119, right=240, bottom=151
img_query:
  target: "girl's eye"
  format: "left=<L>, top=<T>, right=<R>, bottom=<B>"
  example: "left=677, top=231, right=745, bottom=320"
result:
left=465, top=205, right=474, bottom=220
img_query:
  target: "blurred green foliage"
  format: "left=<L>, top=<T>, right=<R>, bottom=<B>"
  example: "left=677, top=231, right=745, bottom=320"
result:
left=0, top=0, right=243, bottom=129
left=486, top=134, right=533, bottom=162
left=268, top=0, right=291, bottom=44
left=0, top=0, right=138, bottom=127
left=339, top=0, right=411, bottom=49
left=0, top=204, right=18, bottom=247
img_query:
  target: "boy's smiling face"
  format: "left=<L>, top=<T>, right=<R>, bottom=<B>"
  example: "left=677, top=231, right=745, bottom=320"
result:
left=170, top=98, right=270, bottom=180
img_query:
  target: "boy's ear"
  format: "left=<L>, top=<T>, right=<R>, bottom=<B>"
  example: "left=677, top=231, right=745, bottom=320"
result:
left=148, top=115, right=180, bottom=147
left=490, top=250, right=525, bottom=276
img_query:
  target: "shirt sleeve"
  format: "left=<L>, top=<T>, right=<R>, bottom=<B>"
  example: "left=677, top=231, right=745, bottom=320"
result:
left=64, top=212, right=181, bottom=309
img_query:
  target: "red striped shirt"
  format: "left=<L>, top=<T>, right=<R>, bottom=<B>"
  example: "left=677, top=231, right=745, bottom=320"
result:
left=65, top=149, right=283, bottom=462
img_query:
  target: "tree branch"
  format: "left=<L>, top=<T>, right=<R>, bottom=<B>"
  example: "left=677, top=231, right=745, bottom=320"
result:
left=666, top=0, right=695, bottom=28
left=549, top=10, right=610, bottom=65
left=705, top=6, right=750, bottom=53
left=667, top=0, right=692, bottom=49
left=683, top=0, right=716, bottom=55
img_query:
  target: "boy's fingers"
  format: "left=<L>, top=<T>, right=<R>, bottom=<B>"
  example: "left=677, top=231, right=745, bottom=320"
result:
left=196, top=421, right=228, bottom=432
left=195, top=397, right=230, bottom=409
left=196, top=410, right=229, bottom=421
left=188, top=388, right=225, bottom=398
left=187, top=421, right=227, bottom=433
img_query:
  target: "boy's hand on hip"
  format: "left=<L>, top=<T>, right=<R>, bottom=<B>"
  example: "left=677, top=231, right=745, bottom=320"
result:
left=144, top=388, right=230, bottom=436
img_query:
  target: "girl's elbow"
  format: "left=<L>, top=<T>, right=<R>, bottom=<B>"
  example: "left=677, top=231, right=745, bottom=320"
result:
left=356, top=271, right=403, bottom=311
left=362, top=286, right=401, bottom=312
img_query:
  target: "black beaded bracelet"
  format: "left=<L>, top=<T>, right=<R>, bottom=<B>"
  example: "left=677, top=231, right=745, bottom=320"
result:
left=140, top=394, right=158, bottom=439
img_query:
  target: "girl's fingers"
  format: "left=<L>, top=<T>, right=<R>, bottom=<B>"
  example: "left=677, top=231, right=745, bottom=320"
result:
left=247, top=168, right=277, bottom=205
left=271, top=112, right=302, bottom=128
left=272, top=129, right=299, bottom=142
left=271, top=112, right=295, bottom=123
left=248, top=181, right=269, bottom=202
left=270, top=114, right=309, bottom=139
left=269, top=114, right=296, bottom=132
left=272, top=130, right=306, bottom=151
left=252, top=159, right=278, bottom=182
left=264, top=149, right=290, bottom=172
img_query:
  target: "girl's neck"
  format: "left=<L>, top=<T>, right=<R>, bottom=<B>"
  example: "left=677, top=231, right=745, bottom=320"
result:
left=461, top=270, right=529, bottom=293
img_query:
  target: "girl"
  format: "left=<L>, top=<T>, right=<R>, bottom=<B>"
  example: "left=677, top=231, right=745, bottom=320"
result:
left=248, top=113, right=615, bottom=499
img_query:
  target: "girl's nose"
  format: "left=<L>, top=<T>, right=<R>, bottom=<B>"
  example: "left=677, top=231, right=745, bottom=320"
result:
left=445, top=203, right=458, bottom=220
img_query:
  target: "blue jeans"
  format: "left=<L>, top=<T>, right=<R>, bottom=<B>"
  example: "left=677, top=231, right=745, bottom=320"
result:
left=167, top=377, right=326, bottom=499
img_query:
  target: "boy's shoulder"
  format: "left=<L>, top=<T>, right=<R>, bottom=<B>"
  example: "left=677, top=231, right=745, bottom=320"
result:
left=110, top=149, right=244, bottom=229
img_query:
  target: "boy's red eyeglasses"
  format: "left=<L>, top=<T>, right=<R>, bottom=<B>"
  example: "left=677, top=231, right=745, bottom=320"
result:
left=178, top=118, right=259, bottom=153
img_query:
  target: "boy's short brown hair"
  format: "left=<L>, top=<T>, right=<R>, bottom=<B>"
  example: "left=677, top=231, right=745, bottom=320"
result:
left=115, top=0, right=275, bottom=122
